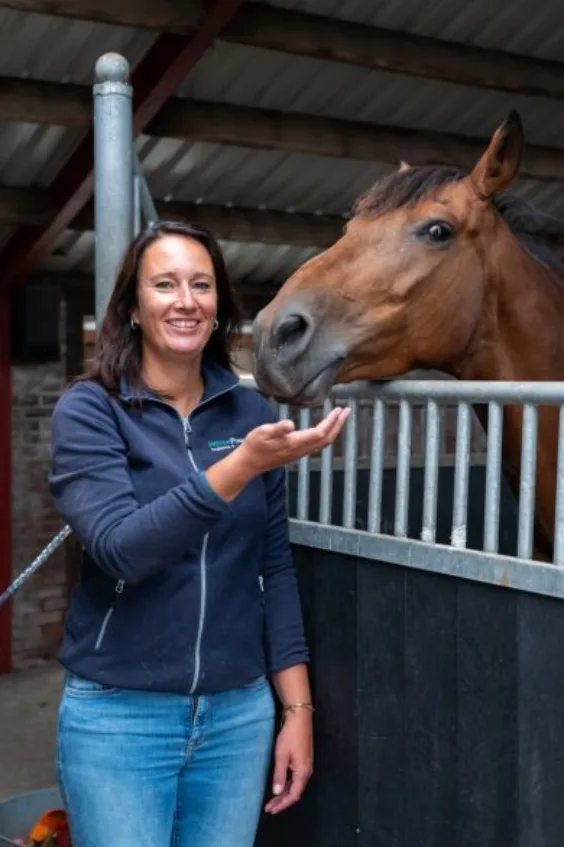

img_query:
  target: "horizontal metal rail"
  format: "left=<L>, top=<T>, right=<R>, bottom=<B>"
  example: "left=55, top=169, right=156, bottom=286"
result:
left=289, top=522, right=564, bottom=601
left=241, top=377, right=564, bottom=405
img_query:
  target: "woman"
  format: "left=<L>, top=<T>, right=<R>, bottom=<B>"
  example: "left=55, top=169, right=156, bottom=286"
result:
left=49, top=220, right=349, bottom=847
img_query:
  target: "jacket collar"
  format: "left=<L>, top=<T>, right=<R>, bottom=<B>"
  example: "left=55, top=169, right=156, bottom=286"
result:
left=118, top=357, right=240, bottom=405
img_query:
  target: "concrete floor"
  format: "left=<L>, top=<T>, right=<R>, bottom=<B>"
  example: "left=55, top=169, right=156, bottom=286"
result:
left=0, top=661, right=63, bottom=801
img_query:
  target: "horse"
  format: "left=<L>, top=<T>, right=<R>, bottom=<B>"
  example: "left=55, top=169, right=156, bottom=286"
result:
left=252, top=111, right=564, bottom=562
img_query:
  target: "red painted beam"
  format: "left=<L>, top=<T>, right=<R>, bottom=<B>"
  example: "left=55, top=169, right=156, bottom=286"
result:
left=0, top=0, right=244, bottom=294
left=0, top=295, right=12, bottom=674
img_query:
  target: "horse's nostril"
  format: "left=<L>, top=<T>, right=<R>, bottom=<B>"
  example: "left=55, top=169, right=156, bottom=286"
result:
left=275, top=313, right=310, bottom=348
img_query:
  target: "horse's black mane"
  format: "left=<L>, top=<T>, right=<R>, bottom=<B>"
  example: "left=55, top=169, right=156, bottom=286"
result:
left=353, top=164, right=564, bottom=275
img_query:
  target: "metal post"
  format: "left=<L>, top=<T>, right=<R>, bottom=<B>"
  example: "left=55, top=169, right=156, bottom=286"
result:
left=0, top=295, right=12, bottom=673
left=93, top=52, right=133, bottom=330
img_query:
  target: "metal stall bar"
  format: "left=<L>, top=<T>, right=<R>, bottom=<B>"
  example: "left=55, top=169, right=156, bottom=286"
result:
left=517, top=403, right=538, bottom=560
left=451, top=401, right=472, bottom=548
left=484, top=402, right=504, bottom=553
left=319, top=398, right=335, bottom=525
left=297, top=409, right=311, bottom=521
left=343, top=400, right=358, bottom=529
left=93, top=53, right=134, bottom=330
left=133, top=152, right=159, bottom=225
left=367, top=398, right=386, bottom=534
left=421, top=399, right=440, bottom=544
left=394, top=399, right=412, bottom=537
left=554, top=407, right=564, bottom=566
left=133, top=171, right=142, bottom=236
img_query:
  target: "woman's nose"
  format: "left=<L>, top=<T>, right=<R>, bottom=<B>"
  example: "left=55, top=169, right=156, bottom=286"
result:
left=177, top=284, right=197, bottom=307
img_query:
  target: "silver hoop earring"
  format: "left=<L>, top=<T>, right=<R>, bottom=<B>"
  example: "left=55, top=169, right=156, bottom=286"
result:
left=212, top=319, right=219, bottom=331
left=130, top=317, right=138, bottom=331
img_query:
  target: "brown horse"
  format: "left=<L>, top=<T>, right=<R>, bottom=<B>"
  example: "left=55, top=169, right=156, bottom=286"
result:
left=252, top=111, right=564, bottom=561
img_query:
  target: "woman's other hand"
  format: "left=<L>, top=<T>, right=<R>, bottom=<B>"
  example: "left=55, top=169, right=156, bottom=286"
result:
left=264, top=709, right=313, bottom=815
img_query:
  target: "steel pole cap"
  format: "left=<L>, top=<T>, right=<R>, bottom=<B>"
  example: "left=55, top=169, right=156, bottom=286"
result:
left=94, top=52, right=130, bottom=84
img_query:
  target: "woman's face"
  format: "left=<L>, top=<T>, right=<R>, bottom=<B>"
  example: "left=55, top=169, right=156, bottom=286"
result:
left=132, top=234, right=218, bottom=362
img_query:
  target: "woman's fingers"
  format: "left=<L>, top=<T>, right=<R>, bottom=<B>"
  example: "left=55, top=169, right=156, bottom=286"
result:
left=286, top=406, right=350, bottom=454
left=243, top=404, right=351, bottom=475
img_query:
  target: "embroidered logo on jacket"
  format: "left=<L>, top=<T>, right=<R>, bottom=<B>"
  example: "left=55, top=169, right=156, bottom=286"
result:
left=208, top=437, right=244, bottom=452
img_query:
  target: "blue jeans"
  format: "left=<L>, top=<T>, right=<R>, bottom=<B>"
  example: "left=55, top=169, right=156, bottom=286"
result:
left=57, top=672, right=276, bottom=846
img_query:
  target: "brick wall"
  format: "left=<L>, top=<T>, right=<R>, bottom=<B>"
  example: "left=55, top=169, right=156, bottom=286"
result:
left=11, top=360, right=68, bottom=669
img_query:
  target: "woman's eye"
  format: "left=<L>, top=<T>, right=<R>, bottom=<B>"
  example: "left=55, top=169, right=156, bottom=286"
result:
left=155, top=279, right=172, bottom=288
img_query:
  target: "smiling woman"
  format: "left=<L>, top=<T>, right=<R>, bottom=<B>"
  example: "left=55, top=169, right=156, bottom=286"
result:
left=130, top=232, right=221, bottom=413
left=84, top=220, right=241, bottom=406
left=47, top=220, right=349, bottom=847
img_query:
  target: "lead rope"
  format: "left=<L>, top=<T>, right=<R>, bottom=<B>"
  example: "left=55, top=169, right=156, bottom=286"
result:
left=0, top=525, right=72, bottom=609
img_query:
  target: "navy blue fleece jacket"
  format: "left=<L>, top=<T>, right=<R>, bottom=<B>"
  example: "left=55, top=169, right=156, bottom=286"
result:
left=48, top=359, right=308, bottom=694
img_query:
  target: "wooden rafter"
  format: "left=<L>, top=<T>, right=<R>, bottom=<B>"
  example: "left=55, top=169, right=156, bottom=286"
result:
left=0, top=185, right=344, bottom=246
left=0, top=185, right=562, bottom=248
left=0, top=77, right=563, bottom=183
left=2, top=0, right=564, bottom=100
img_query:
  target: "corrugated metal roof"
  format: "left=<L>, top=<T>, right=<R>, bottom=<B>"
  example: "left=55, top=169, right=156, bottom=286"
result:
left=0, top=8, right=154, bottom=82
left=0, top=2, right=561, bottom=287
left=244, top=0, right=564, bottom=61
left=137, top=136, right=390, bottom=215
left=180, top=41, right=563, bottom=149
left=0, top=124, right=83, bottom=187
left=45, top=227, right=318, bottom=287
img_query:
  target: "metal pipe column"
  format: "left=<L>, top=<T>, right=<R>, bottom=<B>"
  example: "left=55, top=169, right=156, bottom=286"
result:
left=93, top=52, right=133, bottom=329
left=0, top=296, right=12, bottom=673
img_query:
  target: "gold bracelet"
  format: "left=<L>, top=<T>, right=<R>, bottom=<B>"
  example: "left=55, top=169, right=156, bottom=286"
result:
left=282, top=703, right=314, bottom=714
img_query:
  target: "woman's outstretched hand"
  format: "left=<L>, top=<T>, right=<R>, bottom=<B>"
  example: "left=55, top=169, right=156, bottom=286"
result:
left=240, top=405, right=349, bottom=476
left=205, top=405, right=350, bottom=502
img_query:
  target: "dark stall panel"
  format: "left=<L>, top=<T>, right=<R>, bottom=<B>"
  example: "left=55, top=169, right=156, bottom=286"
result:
left=257, top=465, right=564, bottom=846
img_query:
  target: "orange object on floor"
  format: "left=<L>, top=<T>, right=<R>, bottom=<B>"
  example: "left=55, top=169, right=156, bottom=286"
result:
left=26, top=809, right=71, bottom=846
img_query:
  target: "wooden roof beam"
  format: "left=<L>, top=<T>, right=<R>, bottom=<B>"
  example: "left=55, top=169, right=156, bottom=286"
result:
left=3, top=1, right=564, bottom=99
left=0, top=184, right=345, bottom=246
left=0, top=77, right=563, bottom=184
left=0, top=184, right=562, bottom=251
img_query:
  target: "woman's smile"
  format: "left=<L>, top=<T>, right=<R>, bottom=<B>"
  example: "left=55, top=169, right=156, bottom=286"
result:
left=166, top=318, right=202, bottom=333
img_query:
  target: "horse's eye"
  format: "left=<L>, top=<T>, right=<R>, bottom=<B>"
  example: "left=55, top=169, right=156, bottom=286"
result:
left=420, top=221, right=453, bottom=244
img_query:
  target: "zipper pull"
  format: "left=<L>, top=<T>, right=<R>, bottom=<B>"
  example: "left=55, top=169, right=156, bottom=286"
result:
left=183, top=417, right=192, bottom=449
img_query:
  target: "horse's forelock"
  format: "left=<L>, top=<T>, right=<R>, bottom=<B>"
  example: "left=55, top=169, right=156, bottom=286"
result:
left=353, top=165, right=465, bottom=218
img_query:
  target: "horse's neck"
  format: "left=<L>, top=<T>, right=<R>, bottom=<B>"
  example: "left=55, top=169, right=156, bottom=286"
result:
left=448, top=242, right=564, bottom=558
left=453, top=242, right=564, bottom=383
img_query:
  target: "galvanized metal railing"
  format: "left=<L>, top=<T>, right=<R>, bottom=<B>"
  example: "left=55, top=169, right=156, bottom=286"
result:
left=244, top=378, right=564, bottom=601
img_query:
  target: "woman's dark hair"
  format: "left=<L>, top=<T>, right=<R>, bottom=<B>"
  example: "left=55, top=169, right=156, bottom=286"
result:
left=80, top=220, right=243, bottom=394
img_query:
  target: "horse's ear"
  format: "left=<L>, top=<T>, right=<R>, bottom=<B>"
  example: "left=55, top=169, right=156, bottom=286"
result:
left=469, top=110, right=524, bottom=199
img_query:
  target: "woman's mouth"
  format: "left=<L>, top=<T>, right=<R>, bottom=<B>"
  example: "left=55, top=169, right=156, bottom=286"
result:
left=167, top=319, right=200, bottom=332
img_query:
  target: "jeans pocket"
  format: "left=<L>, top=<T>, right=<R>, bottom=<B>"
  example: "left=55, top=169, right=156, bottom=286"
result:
left=64, top=672, right=121, bottom=697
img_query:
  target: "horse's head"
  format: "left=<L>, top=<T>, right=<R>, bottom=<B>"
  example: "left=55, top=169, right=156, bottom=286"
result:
left=252, top=111, right=525, bottom=405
